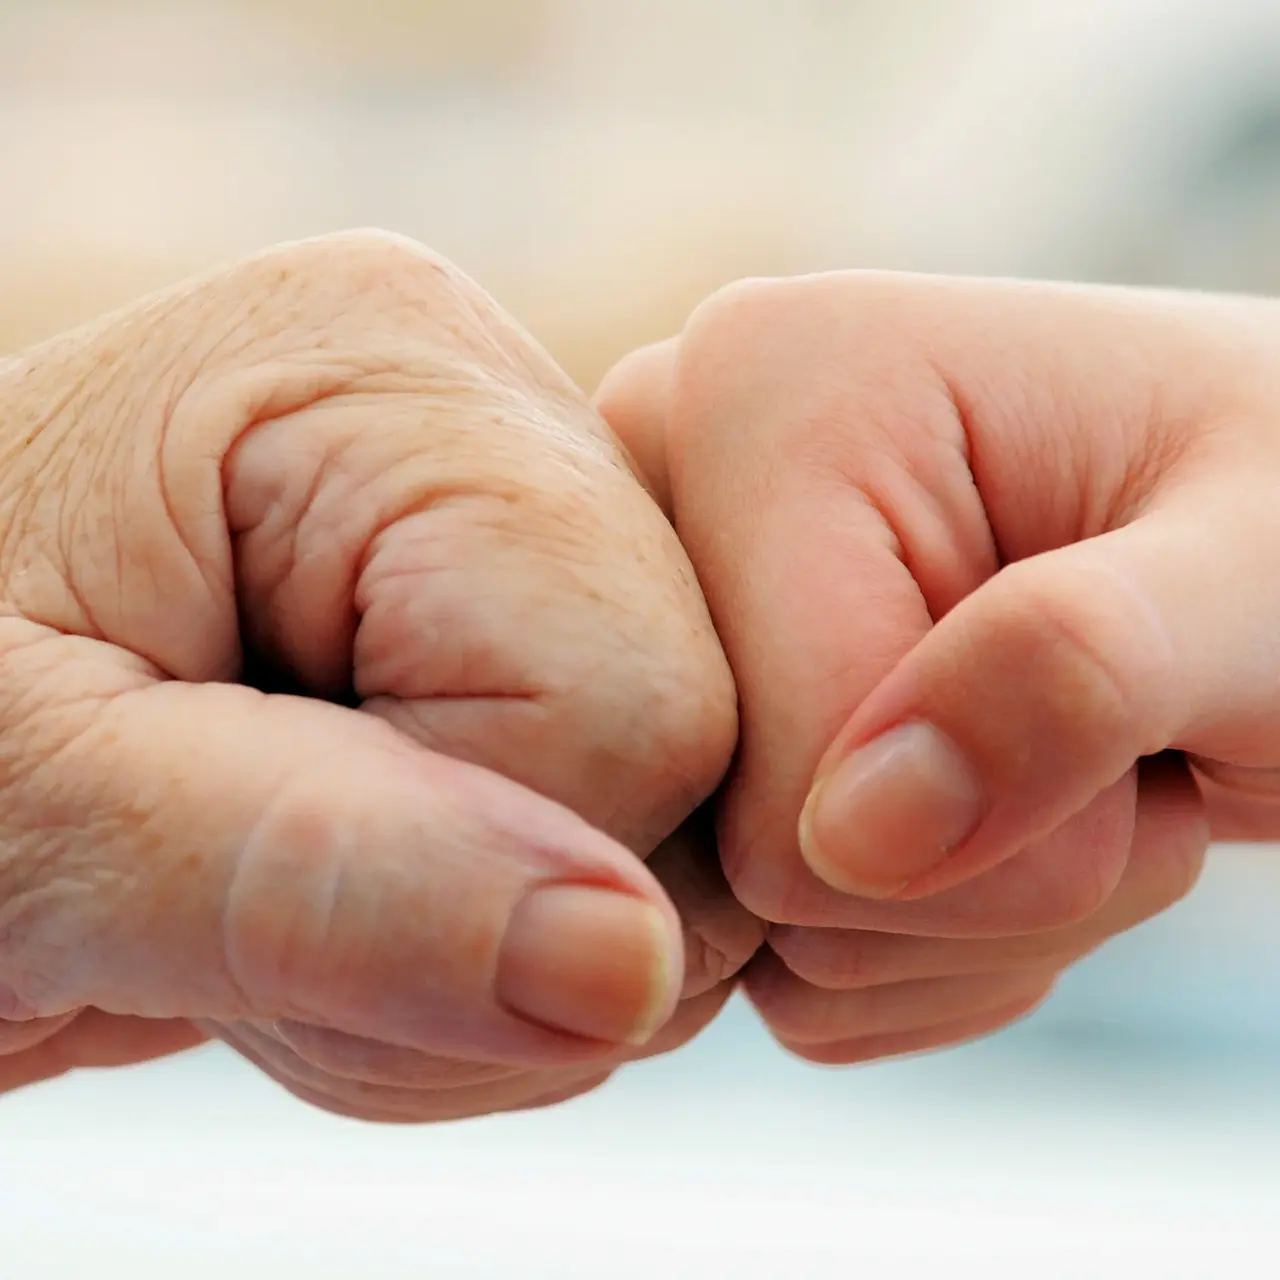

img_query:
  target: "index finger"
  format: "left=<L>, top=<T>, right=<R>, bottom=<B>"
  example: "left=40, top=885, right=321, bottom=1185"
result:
left=599, top=278, right=1124, bottom=930
left=594, top=288, right=943, bottom=919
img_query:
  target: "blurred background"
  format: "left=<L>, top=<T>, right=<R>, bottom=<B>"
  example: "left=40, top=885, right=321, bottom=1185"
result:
left=4, top=0, right=1280, bottom=1275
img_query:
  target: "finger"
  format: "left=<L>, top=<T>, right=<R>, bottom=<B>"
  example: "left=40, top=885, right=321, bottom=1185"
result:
left=0, top=1011, right=79, bottom=1056
left=219, top=241, right=734, bottom=855
left=607, top=275, right=1275, bottom=919
left=248, top=1076, right=613, bottom=1127
left=0, top=644, right=683, bottom=1065
left=219, top=986, right=730, bottom=1123
left=779, top=279, right=1280, bottom=899
left=603, top=281, right=999, bottom=925
left=802, top=492, right=1258, bottom=898
left=772, top=754, right=1206, bottom=986
left=40, top=1010, right=206, bottom=1066
left=743, top=774, right=1135, bottom=933
left=216, top=1021, right=605, bottom=1125
left=0, top=1012, right=205, bottom=1094
left=326, top=1071, right=616, bottom=1125
left=594, top=338, right=680, bottom=513
left=217, top=1021, right=593, bottom=1124
left=643, top=809, right=765, bottom=998
left=2, top=232, right=735, bottom=865
left=746, top=949, right=1055, bottom=1047
left=265, top=978, right=734, bottom=1092
left=598, top=346, right=763, bottom=985
left=776, top=987, right=1052, bottom=1067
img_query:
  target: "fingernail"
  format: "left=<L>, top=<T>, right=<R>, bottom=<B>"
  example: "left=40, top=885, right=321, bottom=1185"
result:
left=799, top=721, right=982, bottom=897
left=496, top=884, right=677, bottom=1045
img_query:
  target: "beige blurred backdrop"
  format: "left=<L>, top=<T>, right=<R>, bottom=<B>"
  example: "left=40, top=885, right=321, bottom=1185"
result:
left=7, top=0, right=1278, bottom=391
left=0, top=0, right=974, bottom=389
left=8, top=7, right=1280, bottom=1275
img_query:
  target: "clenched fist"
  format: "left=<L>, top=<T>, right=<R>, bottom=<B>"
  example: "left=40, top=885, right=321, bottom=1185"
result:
left=0, top=230, right=758, bottom=1122
left=597, top=273, right=1280, bottom=1065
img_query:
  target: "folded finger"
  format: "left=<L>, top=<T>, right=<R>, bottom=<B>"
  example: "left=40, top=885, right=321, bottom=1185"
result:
left=747, top=951, right=1055, bottom=1046
left=776, top=987, right=1053, bottom=1066
left=772, top=755, right=1206, bottom=986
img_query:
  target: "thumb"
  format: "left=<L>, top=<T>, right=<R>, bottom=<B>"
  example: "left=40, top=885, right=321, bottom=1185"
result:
left=801, top=486, right=1271, bottom=898
left=0, top=635, right=682, bottom=1063
left=0, top=230, right=725, bottom=1068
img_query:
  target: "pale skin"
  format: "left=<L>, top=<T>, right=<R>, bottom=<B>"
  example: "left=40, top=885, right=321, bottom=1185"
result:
left=598, top=272, right=1280, bottom=1064
left=3, top=242, right=1278, bottom=1115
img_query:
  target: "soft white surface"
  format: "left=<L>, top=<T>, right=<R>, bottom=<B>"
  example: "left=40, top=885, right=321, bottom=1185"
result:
left=5, top=1039, right=1279, bottom=1279
left=5, top=848, right=1280, bottom=1278
left=3, top=3, right=1280, bottom=1271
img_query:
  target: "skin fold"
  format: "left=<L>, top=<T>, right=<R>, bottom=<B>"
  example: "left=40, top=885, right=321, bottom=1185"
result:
left=598, top=272, right=1280, bottom=1065
left=8, top=248, right=1278, bottom=1111
left=0, top=231, right=760, bottom=1120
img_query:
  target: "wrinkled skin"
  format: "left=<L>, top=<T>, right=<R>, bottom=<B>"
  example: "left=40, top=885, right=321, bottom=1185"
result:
left=598, top=273, right=1280, bottom=1065
left=0, top=231, right=761, bottom=1120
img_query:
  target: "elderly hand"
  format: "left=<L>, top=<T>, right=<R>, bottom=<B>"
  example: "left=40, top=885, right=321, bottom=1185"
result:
left=0, top=231, right=759, bottom=1120
left=596, top=272, right=1280, bottom=1064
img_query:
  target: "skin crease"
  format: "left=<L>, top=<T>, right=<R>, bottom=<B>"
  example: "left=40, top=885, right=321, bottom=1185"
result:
left=10, top=250, right=1273, bottom=1111
left=0, top=230, right=762, bottom=1120
left=596, top=272, right=1280, bottom=1067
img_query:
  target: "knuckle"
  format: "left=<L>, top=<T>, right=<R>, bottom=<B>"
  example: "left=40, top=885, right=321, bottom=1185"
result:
left=999, top=571, right=1131, bottom=725
left=360, top=541, right=738, bottom=854
left=304, top=226, right=437, bottom=271
left=678, top=275, right=809, bottom=399
left=681, top=921, right=756, bottom=997
left=216, top=229, right=480, bottom=385
left=720, top=852, right=786, bottom=923
left=257, top=228, right=445, bottom=307
left=717, top=806, right=813, bottom=924
left=631, top=650, right=739, bottom=836
left=674, top=276, right=799, bottom=419
left=669, top=272, right=936, bottom=522
left=983, top=558, right=1171, bottom=755
left=591, top=337, right=677, bottom=458
left=767, top=928, right=867, bottom=990
left=243, top=230, right=540, bottom=384
left=683, top=274, right=791, bottom=342
left=678, top=270, right=889, bottom=398
left=358, top=490, right=738, bottom=851
left=648, top=823, right=765, bottom=996
left=601, top=602, right=738, bottom=820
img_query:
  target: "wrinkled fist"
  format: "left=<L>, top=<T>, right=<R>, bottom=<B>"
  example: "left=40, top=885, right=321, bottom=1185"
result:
left=0, top=231, right=759, bottom=1121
